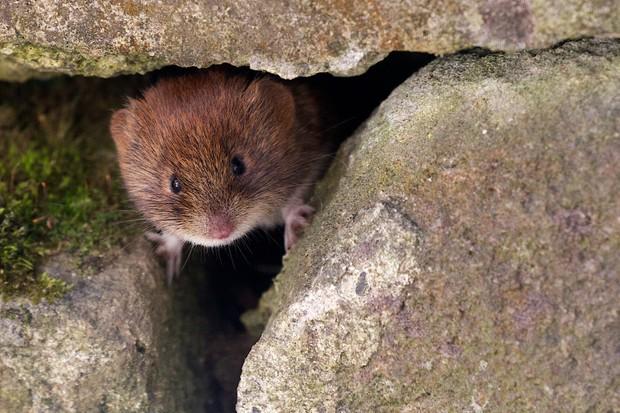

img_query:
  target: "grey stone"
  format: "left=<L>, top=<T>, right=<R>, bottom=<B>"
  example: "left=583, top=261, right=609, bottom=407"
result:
left=0, top=0, right=619, bottom=81
left=0, top=240, right=210, bottom=412
left=237, top=39, right=620, bottom=412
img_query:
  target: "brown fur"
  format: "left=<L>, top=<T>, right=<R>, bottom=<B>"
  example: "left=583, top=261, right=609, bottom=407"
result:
left=110, top=66, right=334, bottom=244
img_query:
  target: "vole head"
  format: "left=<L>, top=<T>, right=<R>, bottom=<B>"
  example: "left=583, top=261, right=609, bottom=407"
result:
left=110, top=69, right=302, bottom=246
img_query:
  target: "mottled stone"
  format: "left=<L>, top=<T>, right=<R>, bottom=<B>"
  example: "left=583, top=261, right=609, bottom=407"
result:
left=237, top=39, right=620, bottom=412
left=0, top=0, right=619, bottom=80
left=0, top=240, right=211, bottom=412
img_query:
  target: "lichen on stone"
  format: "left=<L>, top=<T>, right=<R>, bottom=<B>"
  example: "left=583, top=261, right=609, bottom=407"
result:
left=0, top=0, right=619, bottom=80
left=0, top=42, right=164, bottom=81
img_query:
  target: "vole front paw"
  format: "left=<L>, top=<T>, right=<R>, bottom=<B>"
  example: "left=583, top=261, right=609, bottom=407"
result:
left=284, top=204, right=315, bottom=252
left=145, top=231, right=184, bottom=285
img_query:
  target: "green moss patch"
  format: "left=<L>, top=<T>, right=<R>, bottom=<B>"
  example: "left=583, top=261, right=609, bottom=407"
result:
left=0, top=76, right=144, bottom=301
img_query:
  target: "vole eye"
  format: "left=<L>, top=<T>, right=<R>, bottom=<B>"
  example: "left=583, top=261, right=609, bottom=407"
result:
left=170, top=175, right=182, bottom=194
left=231, top=156, right=246, bottom=176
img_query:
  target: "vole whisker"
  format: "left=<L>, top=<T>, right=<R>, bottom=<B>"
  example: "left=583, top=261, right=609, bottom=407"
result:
left=110, top=65, right=341, bottom=284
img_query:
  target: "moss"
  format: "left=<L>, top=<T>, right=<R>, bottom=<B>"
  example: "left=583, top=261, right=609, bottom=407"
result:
left=0, top=76, right=142, bottom=301
left=0, top=42, right=164, bottom=79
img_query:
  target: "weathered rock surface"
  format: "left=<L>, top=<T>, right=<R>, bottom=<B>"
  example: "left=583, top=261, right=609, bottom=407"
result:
left=0, top=240, right=213, bottom=412
left=237, top=39, right=620, bottom=412
left=0, top=1, right=619, bottom=80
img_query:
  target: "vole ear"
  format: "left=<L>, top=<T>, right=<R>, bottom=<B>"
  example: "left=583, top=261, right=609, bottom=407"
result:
left=109, top=108, right=133, bottom=159
left=253, top=78, right=296, bottom=132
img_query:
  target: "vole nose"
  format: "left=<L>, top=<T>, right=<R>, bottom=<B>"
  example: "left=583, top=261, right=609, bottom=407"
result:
left=210, top=214, right=234, bottom=240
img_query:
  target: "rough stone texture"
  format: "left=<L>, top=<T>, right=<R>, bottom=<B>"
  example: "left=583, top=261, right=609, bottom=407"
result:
left=237, top=39, right=620, bottom=412
left=0, top=1, right=619, bottom=81
left=0, top=240, right=212, bottom=413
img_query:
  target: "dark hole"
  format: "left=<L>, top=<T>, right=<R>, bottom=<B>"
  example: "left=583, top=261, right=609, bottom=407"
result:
left=135, top=340, right=146, bottom=354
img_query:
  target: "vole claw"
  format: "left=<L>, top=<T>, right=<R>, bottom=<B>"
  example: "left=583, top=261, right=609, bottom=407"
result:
left=145, top=231, right=184, bottom=285
left=284, top=204, right=315, bottom=252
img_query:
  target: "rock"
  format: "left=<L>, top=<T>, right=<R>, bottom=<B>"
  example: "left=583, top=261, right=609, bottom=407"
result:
left=0, top=1, right=618, bottom=81
left=0, top=240, right=212, bottom=412
left=237, top=39, right=620, bottom=412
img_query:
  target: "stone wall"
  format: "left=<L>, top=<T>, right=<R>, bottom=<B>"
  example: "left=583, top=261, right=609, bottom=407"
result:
left=0, top=0, right=619, bottom=80
left=0, top=2, right=618, bottom=412
left=238, top=39, right=620, bottom=412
